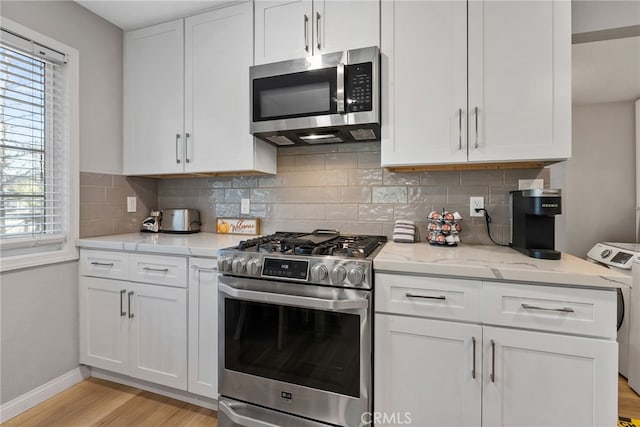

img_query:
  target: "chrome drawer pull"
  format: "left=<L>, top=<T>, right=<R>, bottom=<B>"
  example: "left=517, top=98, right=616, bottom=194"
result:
left=120, top=289, right=126, bottom=316
left=405, top=293, right=446, bottom=301
left=490, top=340, right=496, bottom=383
left=191, top=265, right=217, bottom=272
left=128, top=291, right=134, bottom=318
left=521, top=303, right=574, bottom=313
left=143, top=267, right=169, bottom=272
left=91, top=262, right=114, bottom=267
left=471, top=337, right=477, bottom=379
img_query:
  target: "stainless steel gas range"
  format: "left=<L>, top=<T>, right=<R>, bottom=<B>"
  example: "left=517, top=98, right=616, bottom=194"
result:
left=216, top=230, right=386, bottom=427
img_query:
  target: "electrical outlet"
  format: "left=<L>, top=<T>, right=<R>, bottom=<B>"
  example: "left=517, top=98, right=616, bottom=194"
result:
left=470, top=196, right=484, bottom=217
left=241, top=198, right=250, bottom=215
left=127, top=196, right=136, bottom=213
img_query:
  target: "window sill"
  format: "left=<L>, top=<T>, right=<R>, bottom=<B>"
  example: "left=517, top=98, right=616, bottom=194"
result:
left=0, top=246, right=79, bottom=273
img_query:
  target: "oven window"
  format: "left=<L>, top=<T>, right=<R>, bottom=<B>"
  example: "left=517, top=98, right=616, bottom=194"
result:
left=253, top=67, right=337, bottom=122
left=225, top=299, right=360, bottom=398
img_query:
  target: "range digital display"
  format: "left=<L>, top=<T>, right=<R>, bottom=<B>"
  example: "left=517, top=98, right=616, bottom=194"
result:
left=262, top=258, right=309, bottom=280
left=612, top=251, right=633, bottom=265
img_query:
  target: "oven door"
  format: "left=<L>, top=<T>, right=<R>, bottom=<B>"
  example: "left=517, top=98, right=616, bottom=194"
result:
left=218, top=275, right=371, bottom=427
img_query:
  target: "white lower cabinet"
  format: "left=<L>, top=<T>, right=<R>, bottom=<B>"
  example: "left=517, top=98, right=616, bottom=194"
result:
left=374, top=274, right=618, bottom=427
left=482, top=326, right=617, bottom=427
left=80, top=250, right=188, bottom=391
left=187, top=258, right=218, bottom=399
left=375, top=314, right=482, bottom=427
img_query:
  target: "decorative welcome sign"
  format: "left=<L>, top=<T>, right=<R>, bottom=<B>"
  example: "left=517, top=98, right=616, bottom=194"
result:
left=216, top=218, right=260, bottom=235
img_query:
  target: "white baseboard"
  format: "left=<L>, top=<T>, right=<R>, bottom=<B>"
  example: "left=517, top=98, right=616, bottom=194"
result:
left=0, top=366, right=89, bottom=423
left=90, top=368, right=218, bottom=411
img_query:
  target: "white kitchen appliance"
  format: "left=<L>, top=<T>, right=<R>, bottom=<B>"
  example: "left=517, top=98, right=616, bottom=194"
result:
left=630, top=256, right=640, bottom=393
left=587, top=242, right=636, bottom=378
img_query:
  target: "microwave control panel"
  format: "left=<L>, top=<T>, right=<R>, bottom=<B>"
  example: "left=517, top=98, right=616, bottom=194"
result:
left=346, top=62, right=373, bottom=113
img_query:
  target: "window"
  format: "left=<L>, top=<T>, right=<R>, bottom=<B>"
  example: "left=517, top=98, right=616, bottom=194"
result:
left=0, top=19, right=78, bottom=271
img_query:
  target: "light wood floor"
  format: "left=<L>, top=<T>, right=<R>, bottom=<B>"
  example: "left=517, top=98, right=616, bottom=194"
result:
left=3, top=376, right=640, bottom=425
left=620, top=375, right=640, bottom=420
left=2, top=378, right=218, bottom=427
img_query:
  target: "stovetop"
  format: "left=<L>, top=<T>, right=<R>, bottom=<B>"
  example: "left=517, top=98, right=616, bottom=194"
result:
left=236, top=231, right=386, bottom=258
left=218, top=230, right=387, bottom=289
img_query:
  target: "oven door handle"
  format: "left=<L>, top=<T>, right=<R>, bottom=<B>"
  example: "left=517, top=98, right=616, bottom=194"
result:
left=219, top=400, right=280, bottom=427
left=219, top=282, right=368, bottom=311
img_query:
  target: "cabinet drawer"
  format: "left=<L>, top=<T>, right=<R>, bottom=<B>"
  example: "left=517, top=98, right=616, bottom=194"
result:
left=129, top=254, right=187, bottom=288
left=482, top=282, right=617, bottom=339
left=375, top=273, right=482, bottom=322
left=80, top=250, right=129, bottom=280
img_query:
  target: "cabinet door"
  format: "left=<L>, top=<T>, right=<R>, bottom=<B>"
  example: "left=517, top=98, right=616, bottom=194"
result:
left=187, top=259, right=218, bottom=399
left=255, top=0, right=313, bottom=65
left=482, top=326, right=617, bottom=427
left=467, top=0, right=571, bottom=162
left=185, top=3, right=256, bottom=173
left=124, top=20, right=185, bottom=175
left=375, top=314, right=482, bottom=427
left=129, top=283, right=187, bottom=390
left=79, top=277, right=129, bottom=375
left=314, top=0, right=379, bottom=55
left=380, top=0, right=467, bottom=167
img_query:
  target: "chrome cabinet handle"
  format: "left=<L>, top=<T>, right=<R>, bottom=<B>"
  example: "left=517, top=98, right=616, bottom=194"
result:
left=185, top=132, right=190, bottom=163
left=128, top=291, right=134, bottom=319
left=143, top=267, right=169, bottom=272
left=316, top=12, right=321, bottom=50
left=474, top=106, right=479, bottom=149
left=191, top=265, right=217, bottom=272
left=522, top=303, right=575, bottom=313
left=472, top=337, right=477, bottom=379
left=490, top=340, right=496, bottom=382
left=336, top=63, right=345, bottom=114
left=175, top=133, right=181, bottom=163
left=405, top=293, right=446, bottom=301
left=458, top=108, right=463, bottom=150
left=91, top=261, right=114, bottom=267
left=120, top=289, right=126, bottom=316
left=304, top=14, right=309, bottom=52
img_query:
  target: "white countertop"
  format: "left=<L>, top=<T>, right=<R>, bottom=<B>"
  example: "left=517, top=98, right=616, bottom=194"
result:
left=76, top=232, right=246, bottom=257
left=374, top=242, right=631, bottom=289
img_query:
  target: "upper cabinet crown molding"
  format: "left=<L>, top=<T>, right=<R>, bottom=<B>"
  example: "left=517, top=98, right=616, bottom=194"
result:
left=254, top=0, right=380, bottom=65
left=381, top=0, right=571, bottom=168
left=123, top=2, right=276, bottom=176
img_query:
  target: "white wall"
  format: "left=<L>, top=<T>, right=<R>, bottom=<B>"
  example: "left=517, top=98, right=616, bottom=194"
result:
left=572, top=0, right=640, bottom=34
left=2, top=0, right=123, bottom=174
left=552, top=101, right=636, bottom=257
left=0, top=1, right=123, bottom=405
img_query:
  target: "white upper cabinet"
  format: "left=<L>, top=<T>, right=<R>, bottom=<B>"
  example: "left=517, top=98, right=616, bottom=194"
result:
left=124, top=3, right=276, bottom=176
left=124, top=20, right=184, bottom=175
left=254, top=0, right=380, bottom=65
left=467, top=0, right=571, bottom=163
left=381, top=0, right=467, bottom=166
left=381, top=0, right=571, bottom=168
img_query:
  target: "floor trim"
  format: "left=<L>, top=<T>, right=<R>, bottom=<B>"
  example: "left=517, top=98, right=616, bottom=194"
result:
left=0, top=366, right=89, bottom=423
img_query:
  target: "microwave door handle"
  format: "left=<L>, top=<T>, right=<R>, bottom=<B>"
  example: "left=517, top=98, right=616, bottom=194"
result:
left=219, top=282, right=367, bottom=311
left=337, top=63, right=346, bottom=114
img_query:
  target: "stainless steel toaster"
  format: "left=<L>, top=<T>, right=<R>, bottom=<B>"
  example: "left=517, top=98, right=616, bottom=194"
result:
left=161, top=208, right=201, bottom=233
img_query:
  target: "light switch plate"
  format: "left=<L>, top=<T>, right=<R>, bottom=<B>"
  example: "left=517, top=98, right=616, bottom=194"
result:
left=127, top=196, right=136, bottom=213
left=241, top=198, right=250, bottom=215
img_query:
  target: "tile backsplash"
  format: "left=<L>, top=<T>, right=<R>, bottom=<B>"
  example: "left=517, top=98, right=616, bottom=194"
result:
left=155, top=142, right=549, bottom=244
left=80, top=172, right=157, bottom=237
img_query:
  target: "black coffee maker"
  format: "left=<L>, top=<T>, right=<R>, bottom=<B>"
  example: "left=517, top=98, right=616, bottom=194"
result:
left=510, top=189, right=562, bottom=260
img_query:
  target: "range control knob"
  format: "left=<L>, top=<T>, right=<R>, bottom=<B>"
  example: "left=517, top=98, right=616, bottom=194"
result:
left=310, top=264, right=328, bottom=282
left=330, top=265, right=347, bottom=285
left=217, top=256, right=232, bottom=272
left=247, top=258, right=262, bottom=276
left=232, top=257, right=247, bottom=274
left=601, top=249, right=612, bottom=258
left=348, top=267, right=365, bottom=286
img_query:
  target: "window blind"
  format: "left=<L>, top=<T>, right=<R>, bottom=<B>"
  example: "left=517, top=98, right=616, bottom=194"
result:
left=0, top=32, right=69, bottom=245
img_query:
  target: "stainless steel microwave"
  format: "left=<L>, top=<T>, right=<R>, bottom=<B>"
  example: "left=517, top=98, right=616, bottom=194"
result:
left=250, top=46, right=380, bottom=146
